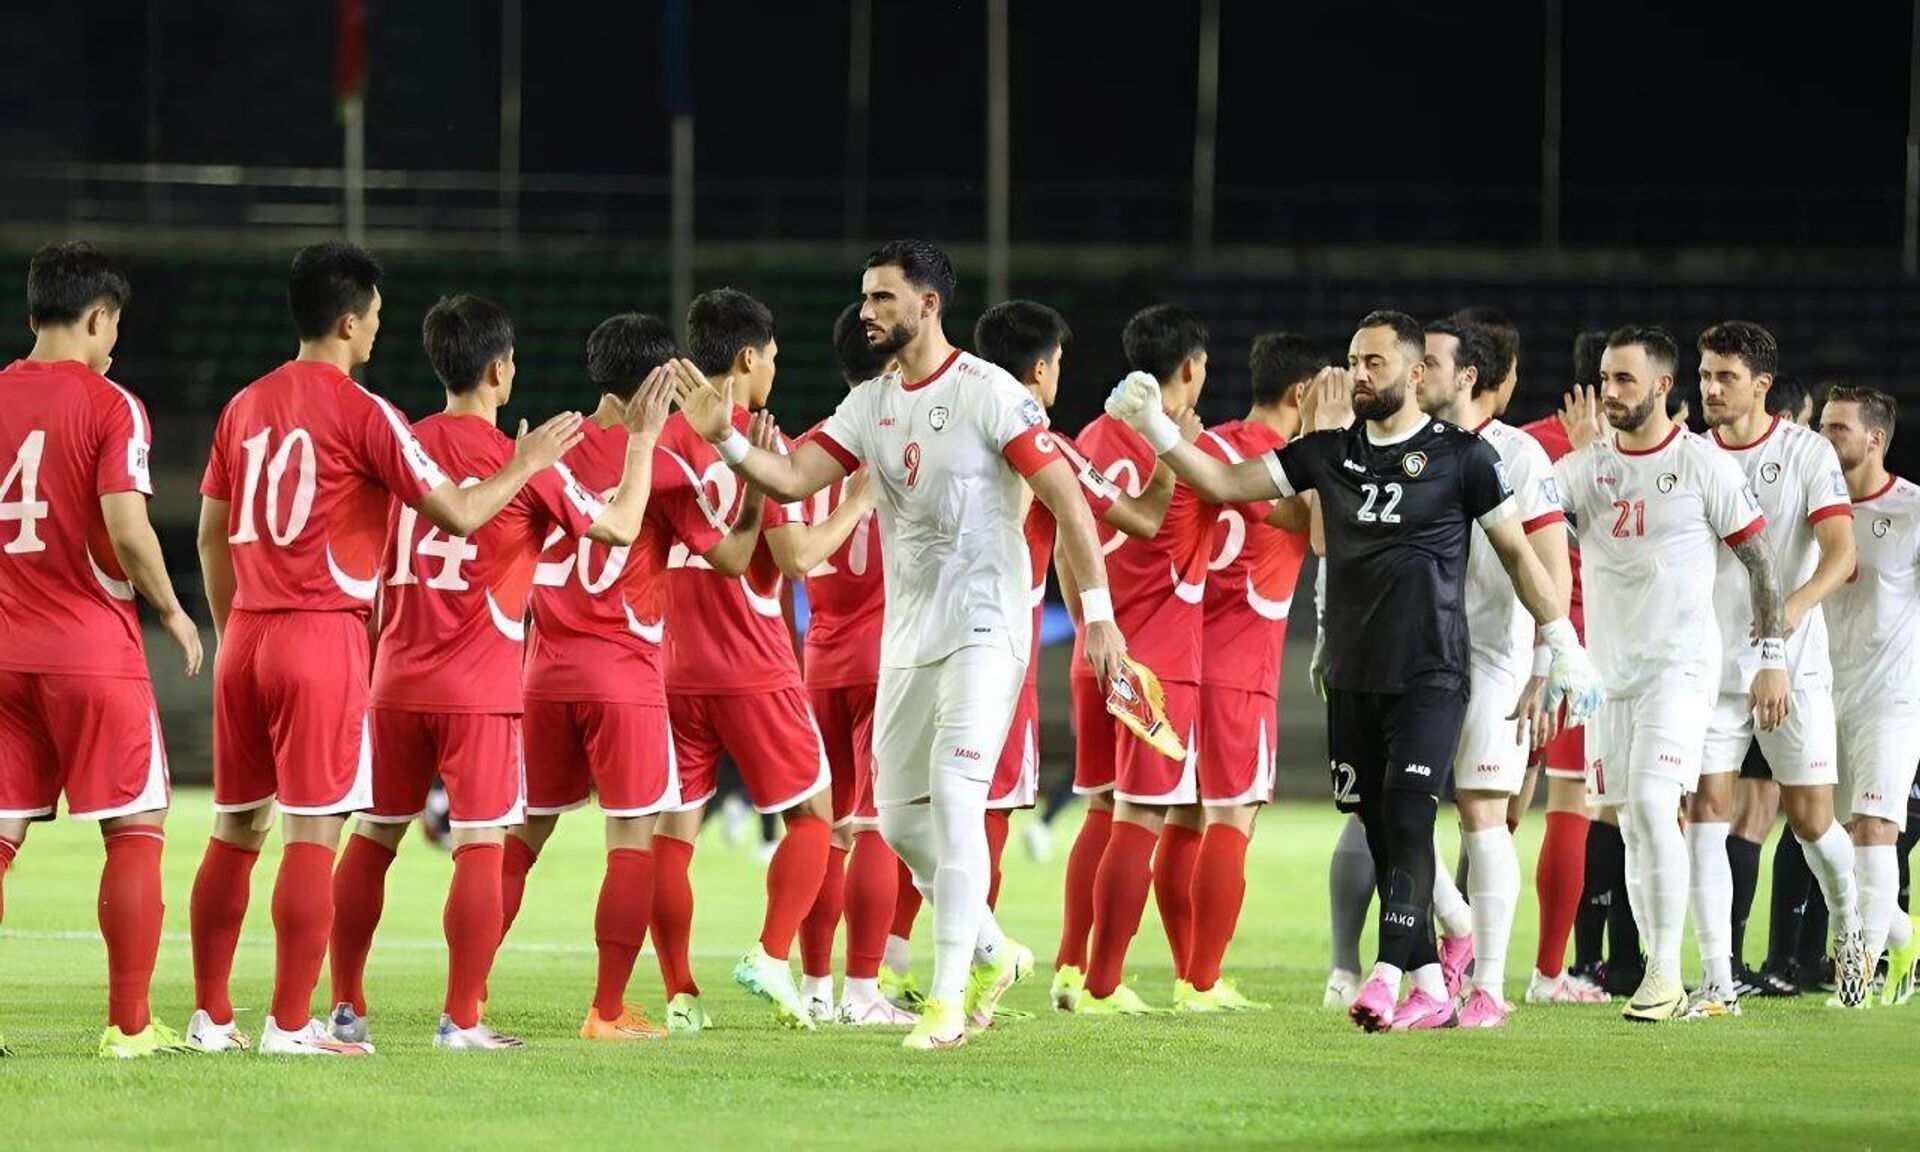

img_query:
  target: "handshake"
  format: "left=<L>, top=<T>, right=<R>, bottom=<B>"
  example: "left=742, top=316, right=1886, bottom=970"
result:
left=1104, top=371, right=1184, bottom=454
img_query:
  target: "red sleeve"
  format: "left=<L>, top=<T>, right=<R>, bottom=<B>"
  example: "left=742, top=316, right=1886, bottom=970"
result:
left=810, top=429, right=860, bottom=472
left=200, top=406, right=232, bottom=500
left=354, top=391, right=448, bottom=503
left=1722, top=516, right=1767, bottom=547
left=94, top=385, right=153, bottom=497
left=1002, top=426, right=1063, bottom=478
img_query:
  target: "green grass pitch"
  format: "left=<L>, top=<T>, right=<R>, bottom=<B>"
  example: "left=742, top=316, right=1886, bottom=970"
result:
left=0, top=792, right=1909, bottom=1151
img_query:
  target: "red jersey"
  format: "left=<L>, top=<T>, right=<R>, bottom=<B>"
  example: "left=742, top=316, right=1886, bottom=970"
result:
left=1070, top=414, right=1213, bottom=685
left=524, top=419, right=723, bottom=706
left=658, top=409, right=805, bottom=696
left=372, top=413, right=604, bottom=714
left=200, top=361, right=448, bottom=616
left=1199, top=420, right=1309, bottom=695
left=1520, top=414, right=1583, bottom=633
left=1021, top=430, right=1120, bottom=686
left=800, top=459, right=884, bottom=691
left=0, top=359, right=154, bottom=678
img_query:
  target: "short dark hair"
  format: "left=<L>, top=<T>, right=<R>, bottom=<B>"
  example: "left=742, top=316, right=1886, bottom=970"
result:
left=288, top=242, right=382, bottom=341
left=1248, top=333, right=1321, bottom=407
left=832, top=302, right=890, bottom=386
left=1572, top=329, right=1610, bottom=388
left=1605, top=325, right=1679, bottom=376
left=1826, top=383, right=1899, bottom=447
left=1452, top=306, right=1519, bottom=385
left=865, top=239, right=956, bottom=311
left=421, top=295, right=514, bottom=396
left=1764, top=372, right=1809, bottom=420
left=1697, top=320, right=1778, bottom=379
left=587, top=312, right=678, bottom=399
left=1122, top=304, right=1208, bottom=381
left=1423, top=318, right=1503, bottom=398
left=975, top=300, right=1071, bottom=383
left=27, top=242, right=130, bottom=325
left=1356, top=309, right=1426, bottom=366
left=685, top=288, right=776, bottom=378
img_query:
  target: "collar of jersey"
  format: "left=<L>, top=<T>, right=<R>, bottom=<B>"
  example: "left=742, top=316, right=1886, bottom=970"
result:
left=1614, top=423, right=1682, bottom=457
left=1365, top=418, right=1427, bottom=448
left=1854, top=473, right=1900, bottom=504
left=1710, top=413, right=1781, bottom=451
left=900, top=348, right=963, bottom=392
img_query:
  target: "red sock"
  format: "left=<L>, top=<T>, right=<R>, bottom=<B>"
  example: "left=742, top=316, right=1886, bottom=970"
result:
left=761, top=815, right=831, bottom=959
left=984, top=810, right=1012, bottom=910
left=800, top=843, right=849, bottom=979
left=0, top=836, right=17, bottom=926
left=1153, top=822, right=1202, bottom=981
left=843, top=830, right=898, bottom=979
left=1186, top=824, right=1250, bottom=991
left=1055, top=807, right=1112, bottom=970
left=99, top=827, right=165, bottom=1033
left=1085, top=819, right=1157, bottom=999
left=891, top=856, right=922, bottom=939
left=327, top=834, right=396, bottom=1017
left=593, top=847, right=654, bottom=1021
left=651, top=835, right=699, bottom=997
left=270, top=841, right=336, bottom=1027
left=444, top=842, right=503, bottom=1029
left=1535, top=810, right=1590, bottom=978
left=500, top=834, right=538, bottom=938
left=190, top=837, right=259, bottom=1024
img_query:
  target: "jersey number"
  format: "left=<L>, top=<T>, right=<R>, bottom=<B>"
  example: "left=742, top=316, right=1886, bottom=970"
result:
left=1356, top=482, right=1403, bottom=524
left=230, top=427, right=318, bottom=546
left=1611, top=499, right=1646, bottom=538
left=808, top=479, right=873, bottom=577
left=388, top=478, right=481, bottom=590
left=0, top=429, right=50, bottom=554
left=904, top=442, right=922, bottom=489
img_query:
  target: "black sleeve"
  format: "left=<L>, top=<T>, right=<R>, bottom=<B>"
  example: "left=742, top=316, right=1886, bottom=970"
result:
left=1272, top=430, right=1335, bottom=497
left=1459, top=436, right=1514, bottom=521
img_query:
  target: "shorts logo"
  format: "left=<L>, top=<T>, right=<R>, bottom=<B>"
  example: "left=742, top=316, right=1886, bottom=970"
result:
left=952, top=747, right=982, bottom=761
left=1658, top=752, right=1682, bottom=766
left=929, top=406, right=951, bottom=431
left=1865, top=790, right=1884, bottom=803
left=1476, top=763, right=1501, bottom=773
left=1761, top=461, right=1782, bottom=484
left=1402, top=452, right=1428, bottom=478
left=1875, top=517, right=1892, bottom=537
left=1404, top=763, right=1432, bottom=777
left=1657, top=472, right=1677, bottom=493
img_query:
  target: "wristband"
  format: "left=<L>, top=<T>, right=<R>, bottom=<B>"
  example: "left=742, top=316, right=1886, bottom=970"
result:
left=1081, top=588, right=1115, bottom=625
left=1757, top=637, right=1787, bottom=670
left=1532, top=644, right=1553, bottom=678
left=717, top=428, right=751, bottom=466
left=1541, top=617, right=1578, bottom=654
left=1140, top=408, right=1182, bottom=455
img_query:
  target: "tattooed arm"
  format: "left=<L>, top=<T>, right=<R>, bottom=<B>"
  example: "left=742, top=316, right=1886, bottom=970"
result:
left=1730, top=532, right=1791, bottom=731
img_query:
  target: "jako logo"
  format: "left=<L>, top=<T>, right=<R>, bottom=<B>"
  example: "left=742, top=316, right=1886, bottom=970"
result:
left=1405, top=763, right=1432, bottom=777
left=1658, top=753, right=1681, bottom=766
left=952, top=748, right=982, bottom=761
left=1384, top=911, right=1417, bottom=928
left=1476, top=763, right=1501, bottom=773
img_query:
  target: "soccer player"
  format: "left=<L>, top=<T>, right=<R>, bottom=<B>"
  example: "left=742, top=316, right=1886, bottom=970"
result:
left=1818, top=386, right=1920, bottom=1004
left=656, top=288, right=875, bottom=1031
left=1177, top=332, right=1314, bottom=1013
left=670, top=239, right=1127, bottom=1049
left=323, top=296, right=671, bottom=1050
left=1413, top=318, right=1571, bottom=1027
left=1064, top=304, right=1217, bottom=1016
left=502, top=311, right=763, bottom=1041
left=1690, top=321, right=1863, bottom=1014
left=188, top=243, right=582, bottom=1055
left=0, top=243, right=203, bottom=1058
left=1109, top=309, right=1599, bottom=1032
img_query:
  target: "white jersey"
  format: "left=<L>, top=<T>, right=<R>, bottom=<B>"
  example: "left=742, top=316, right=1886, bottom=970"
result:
left=1554, top=425, right=1764, bottom=697
left=1708, top=416, right=1852, bottom=692
left=1464, top=418, right=1565, bottom=679
left=816, top=349, right=1060, bottom=669
left=1827, top=475, right=1920, bottom=709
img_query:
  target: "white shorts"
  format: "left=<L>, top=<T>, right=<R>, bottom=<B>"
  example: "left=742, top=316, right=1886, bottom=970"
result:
left=873, top=645, right=1025, bottom=809
left=1835, top=695, right=1920, bottom=829
left=1700, top=685, right=1838, bottom=788
left=1585, top=670, right=1712, bottom=807
left=1453, top=667, right=1529, bottom=796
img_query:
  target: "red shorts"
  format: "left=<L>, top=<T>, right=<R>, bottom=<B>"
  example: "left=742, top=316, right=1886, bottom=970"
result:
left=1199, top=687, right=1276, bottom=807
left=0, top=671, right=169, bottom=820
left=810, top=683, right=877, bottom=827
left=1115, top=679, right=1199, bottom=806
left=988, top=680, right=1040, bottom=810
left=365, top=709, right=524, bottom=828
left=669, top=687, right=829, bottom=813
left=523, top=699, right=679, bottom=817
left=1071, top=675, right=1116, bottom=795
left=1537, top=716, right=1586, bottom=781
left=214, top=610, right=371, bottom=816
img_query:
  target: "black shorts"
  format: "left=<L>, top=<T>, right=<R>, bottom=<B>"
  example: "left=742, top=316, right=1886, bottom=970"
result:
left=1739, top=744, right=1773, bottom=782
left=1325, top=684, right=1468, bottom=814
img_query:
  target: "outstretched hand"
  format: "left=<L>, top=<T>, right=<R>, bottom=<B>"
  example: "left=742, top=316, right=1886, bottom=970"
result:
left=621, top=366, right=674, bottom=438
left=668, top=358, right=737, bottom=443
left=514, top=411, right=586, bottom=472
left=1560, top=385, right=1603, bottom=451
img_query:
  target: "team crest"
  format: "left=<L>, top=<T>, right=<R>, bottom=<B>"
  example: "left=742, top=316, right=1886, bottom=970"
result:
left=1760, top=461, right=1782, bottom=484
left=1875, top=517, right=1892, bottom=538
left=1402, top=452, right=1428, bottom=478
left=929, top=405, right=950, bottom=431
left=1656, top=472, right=1677, bottom=493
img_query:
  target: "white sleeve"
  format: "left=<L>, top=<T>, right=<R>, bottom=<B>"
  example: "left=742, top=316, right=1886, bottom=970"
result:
left=1510, top=438, right=1565, bottom=532
left=979, top=370, right=1047, bottom=450
left=817, top=385, right=869, bottom=467
left=1800, top=436, right=1852, bottom=525
left=1701, top=448, right=1766, bottom=543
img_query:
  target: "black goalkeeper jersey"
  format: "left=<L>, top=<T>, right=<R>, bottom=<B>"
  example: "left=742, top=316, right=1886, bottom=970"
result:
left=1269, top=419, right=1513, bottom=693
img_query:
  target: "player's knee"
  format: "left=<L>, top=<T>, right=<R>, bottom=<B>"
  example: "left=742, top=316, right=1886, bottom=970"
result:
left=1626, top=785, right=1682, bottom=842
left=354, top=820, right=409, bottom=852
left=1382, top=786, right=1438, bottom=852
left=1849, top=814, right=1899, bottom=846
left=211, top=808, right=270, bottom=852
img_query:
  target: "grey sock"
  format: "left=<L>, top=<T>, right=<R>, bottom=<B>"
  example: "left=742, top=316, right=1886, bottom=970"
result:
left=1330, top=813, right=1375, bottom=974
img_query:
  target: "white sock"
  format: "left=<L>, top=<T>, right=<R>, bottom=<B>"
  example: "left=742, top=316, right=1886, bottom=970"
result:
left=1370, top=961, right=1404, bottom=993
left=973, top=908, right=1005, bottom=966
left=844, top=976, right=881, bottom=1003
left=1627, top=780, right=1687, bottom=982
left=799, top=974, right=832, bottom=1004
left=1797, top=821, right=1861, bottom=936
left=1431, top=835, right=1473, bottom=938
left=1615, top=807, right=1651, bottom=946
left=882, top=935, right=912, bottom=976
left=1892, top=905, right=1915, bottom=950
left=1687, top=820, right=1733, bottom=987
left=1411, top=963, right=1447, bottom=1000
left=927, top=770, right=993, bottom=1004
left=1858, top=843, right=1899, bottom=959
left=1464, top=826, right=1519, bottom=996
